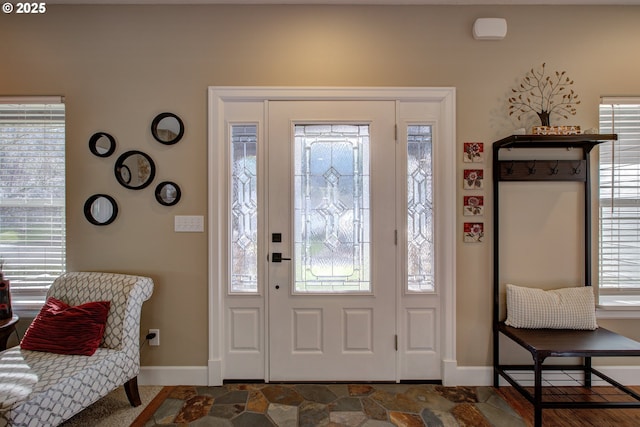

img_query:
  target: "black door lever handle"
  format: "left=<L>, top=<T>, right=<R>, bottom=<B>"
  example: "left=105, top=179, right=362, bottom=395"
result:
left=271, top=252, right=291, bottom=263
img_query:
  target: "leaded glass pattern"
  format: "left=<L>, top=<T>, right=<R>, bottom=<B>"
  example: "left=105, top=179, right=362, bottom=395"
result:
left=294, top=124, right=370, bottom=293
left=230, top=125, right=258, bottom=293
left=407, top=125, right=434, bottom=292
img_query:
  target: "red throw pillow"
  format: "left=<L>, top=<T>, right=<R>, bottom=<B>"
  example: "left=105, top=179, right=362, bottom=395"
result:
left=20, top=297, right=111, bottom=356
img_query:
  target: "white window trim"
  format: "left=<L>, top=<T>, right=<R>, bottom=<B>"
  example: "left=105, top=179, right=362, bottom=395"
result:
left=0, top=96, right=66, bottom=315
left=597, top=96, right=640, bottom=318
left=0, top=96, right=64, bottom=104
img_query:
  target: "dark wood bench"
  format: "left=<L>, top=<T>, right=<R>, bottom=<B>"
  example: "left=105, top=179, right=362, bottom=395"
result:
left=495, top=323, right=640, bottom=427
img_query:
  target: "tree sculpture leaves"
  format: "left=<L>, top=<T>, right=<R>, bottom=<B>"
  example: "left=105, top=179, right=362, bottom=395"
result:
left=508, top=63, right=580, bottom=126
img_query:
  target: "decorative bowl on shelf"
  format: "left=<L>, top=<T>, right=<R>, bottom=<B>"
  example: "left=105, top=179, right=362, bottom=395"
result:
left=532, top=125, right=581, bottom=135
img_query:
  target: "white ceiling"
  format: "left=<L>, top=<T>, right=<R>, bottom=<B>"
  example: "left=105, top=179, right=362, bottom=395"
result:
left=46, top=0, right=640, bottom=5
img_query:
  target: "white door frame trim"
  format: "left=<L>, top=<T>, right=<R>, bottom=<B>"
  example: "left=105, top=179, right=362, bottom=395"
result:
left=207, top=86, right=457, bottom=386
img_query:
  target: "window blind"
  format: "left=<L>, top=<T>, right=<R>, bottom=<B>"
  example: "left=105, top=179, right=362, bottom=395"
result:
left=599, top=98, right=640, bottom=295
left=0, top=99, right=66, bottom=311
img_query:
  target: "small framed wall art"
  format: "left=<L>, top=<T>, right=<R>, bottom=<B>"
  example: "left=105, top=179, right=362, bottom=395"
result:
left=463, top=169, right=484, bottom=190
left=464, top=222, right=484, bottom=243
left=463, top=142, right=484, bottom=163
left=463, top=196, right=484, bottom=216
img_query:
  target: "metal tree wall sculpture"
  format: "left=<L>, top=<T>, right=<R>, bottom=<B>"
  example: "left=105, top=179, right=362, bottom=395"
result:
left=508, top=63, right=580, bottom=126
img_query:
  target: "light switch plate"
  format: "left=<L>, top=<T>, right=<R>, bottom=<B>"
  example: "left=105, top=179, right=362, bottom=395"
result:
left=174, top=215, right=204, bottom=232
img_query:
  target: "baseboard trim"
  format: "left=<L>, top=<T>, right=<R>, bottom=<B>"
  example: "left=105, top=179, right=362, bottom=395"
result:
left=137, top=364, right=640, bottom=387
left=139, top=366, right=208, bottom=386
left=597, top=366, right=640, bottom=384
left=208, top=359, right=223, bottom=386
left=451, top=365, right=640, bottom=386
left=444, top=363, right=491, bottom=386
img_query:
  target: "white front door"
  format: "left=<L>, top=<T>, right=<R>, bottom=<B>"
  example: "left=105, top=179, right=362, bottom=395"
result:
left=267, top=101, right=397, bottom=381
left=209, top=87, right=456, bottom=386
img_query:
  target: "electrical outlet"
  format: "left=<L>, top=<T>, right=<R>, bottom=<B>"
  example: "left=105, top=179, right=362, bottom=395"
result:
left=148, top=329, right=160, bottom=346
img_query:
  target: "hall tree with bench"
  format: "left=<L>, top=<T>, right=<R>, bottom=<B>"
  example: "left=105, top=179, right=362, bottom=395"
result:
left=491, top=134, right=640, bottom=427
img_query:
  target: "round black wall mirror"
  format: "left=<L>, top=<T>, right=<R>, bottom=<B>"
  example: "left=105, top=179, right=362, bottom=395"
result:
left=151, top=112, right=184, bottom=145
left=84, top=194, right=118, bottom=226
left=114, top=150, right=156, bottom=190
left=155, top=181, right=181, bottom=206
left=89, top=132, right=116, bottom=157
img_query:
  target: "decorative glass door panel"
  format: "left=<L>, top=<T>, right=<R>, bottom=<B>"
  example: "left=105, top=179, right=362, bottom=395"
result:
left=230, top=124, right=258, bottom=293
left=407, top=125, right=434, bottom=292
left=294, top=124, right=370, bottom=293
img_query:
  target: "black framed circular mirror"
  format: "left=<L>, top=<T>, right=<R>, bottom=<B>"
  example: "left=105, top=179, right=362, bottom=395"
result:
left=151, top=112, right=184, bottom=145
left=88, top=132, right=116, bottom=157
left=155, top=181, right=181, bottom=206
left=84, top=194, right=118, bottom=226
left=114, top=150, right=155, bottom=190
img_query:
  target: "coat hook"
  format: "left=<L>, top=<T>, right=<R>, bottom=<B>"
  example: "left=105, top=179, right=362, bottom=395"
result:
left=506, top=161, right=515, bottom=175
left=572, top=161, right=582, bottom=175
left=528, top=160, right=537, bottom=175
left=550, top=160, right=559, bottom=175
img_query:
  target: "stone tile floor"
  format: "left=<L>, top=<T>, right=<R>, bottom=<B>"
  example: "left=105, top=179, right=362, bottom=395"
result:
left=143, top=383, right=526, bottom=426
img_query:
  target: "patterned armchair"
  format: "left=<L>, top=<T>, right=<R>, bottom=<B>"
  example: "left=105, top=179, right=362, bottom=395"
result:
left=0, top=272, right=153, bottom=427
